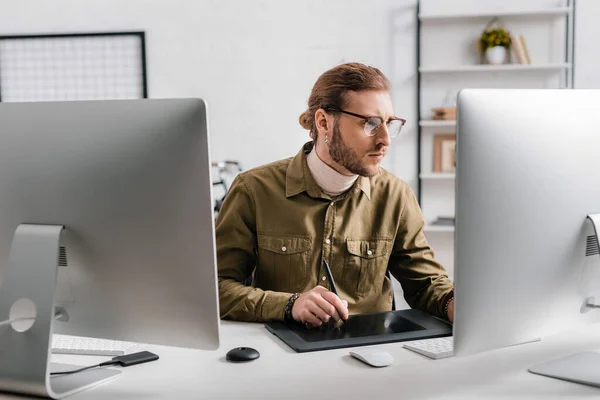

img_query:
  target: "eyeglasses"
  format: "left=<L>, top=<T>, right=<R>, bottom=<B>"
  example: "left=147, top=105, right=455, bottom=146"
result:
left=324, top=107, right=406, bottom=138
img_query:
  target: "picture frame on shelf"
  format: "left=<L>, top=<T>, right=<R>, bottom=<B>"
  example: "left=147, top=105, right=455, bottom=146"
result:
left=433, top=133, right=456, bottom=173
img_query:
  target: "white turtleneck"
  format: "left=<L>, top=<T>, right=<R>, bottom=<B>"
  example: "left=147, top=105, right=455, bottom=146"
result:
left=306, top=146, right=358, bottom=197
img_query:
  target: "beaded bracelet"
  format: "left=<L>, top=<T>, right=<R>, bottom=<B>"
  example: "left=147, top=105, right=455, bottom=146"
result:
left=444, top=296, right=454, bottom=319
left=284, top=293, right=301, bottom=322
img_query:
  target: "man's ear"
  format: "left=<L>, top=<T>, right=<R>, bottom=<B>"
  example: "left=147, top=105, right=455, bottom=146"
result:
left=314, top=109, right=330, bottom=134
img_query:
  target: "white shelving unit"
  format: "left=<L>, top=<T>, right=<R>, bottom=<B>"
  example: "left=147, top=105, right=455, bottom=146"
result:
left=419, top=173, right=455, bottom=180
left=416, top=0, right=574, bottom=276
left=419, top=6, right=572, bottom=21
left=423, top=225, right=455, bottom=233
left=419, top=63, right=571, bottom=73
left=419, top=120, right=456, bottom=128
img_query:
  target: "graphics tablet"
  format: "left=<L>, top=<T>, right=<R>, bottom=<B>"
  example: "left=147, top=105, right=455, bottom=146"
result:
left=265, top=308, right=452, bottom=352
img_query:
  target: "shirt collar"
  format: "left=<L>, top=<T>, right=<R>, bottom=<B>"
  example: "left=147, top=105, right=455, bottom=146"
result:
left=285, top=142, right=371, bottom=200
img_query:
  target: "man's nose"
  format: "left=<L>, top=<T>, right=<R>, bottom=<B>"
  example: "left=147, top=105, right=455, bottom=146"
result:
left=375, top=123, right=391, bottom=147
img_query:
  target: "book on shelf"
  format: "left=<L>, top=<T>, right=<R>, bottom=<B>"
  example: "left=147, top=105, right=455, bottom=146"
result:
left=511, top=34, right=530, bottom=65
left=519, top=35, right=531, bottom=64
left=431, top=107, right=456, bottom=121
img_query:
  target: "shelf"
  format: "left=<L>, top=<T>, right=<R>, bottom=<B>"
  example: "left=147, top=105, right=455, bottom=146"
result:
left=423, top=225, right=455, bottom=233
left=419, top=120, right=456, bottom=128
left=419, top=7, right=572, bottom=21
left=419, top=63, right=571, bottom=74
left=419, top=173, right=455, bottom=180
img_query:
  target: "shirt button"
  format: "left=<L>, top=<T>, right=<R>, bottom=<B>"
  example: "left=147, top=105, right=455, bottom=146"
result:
left=281, top=246, right=287, bottom=252
left=322, top=276, right=327, bottom=281
left=367, top=249, right=373, bottom=256
left=325, top=238, right=331, bottom=244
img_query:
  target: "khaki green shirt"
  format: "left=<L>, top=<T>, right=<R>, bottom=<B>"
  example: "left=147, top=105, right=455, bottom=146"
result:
left=217, top=142, right=454, bottom=322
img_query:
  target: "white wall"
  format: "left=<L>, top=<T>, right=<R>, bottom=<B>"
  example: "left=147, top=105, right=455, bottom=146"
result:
left=574, top=0, right=600, bottom=88
left=3, top=0, right=599, bottom=309
left=0, top=0, right=419, bottom=187
left=5, top=0, right=593, bottom=186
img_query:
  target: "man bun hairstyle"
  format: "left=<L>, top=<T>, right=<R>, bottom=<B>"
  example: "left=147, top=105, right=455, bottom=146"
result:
left=299, top=62, right=391, bottom=140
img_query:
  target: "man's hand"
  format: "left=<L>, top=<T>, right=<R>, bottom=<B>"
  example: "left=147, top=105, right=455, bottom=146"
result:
left=447, top=299, right=454, bottom=323
left=292, top=285, right=349, bottom=326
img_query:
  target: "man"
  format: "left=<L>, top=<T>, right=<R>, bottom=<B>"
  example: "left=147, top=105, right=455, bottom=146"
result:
left=216, top=62, right=454, bottom=327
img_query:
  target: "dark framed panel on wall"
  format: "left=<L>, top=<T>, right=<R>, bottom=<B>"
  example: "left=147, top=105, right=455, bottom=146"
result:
left=0, top=31, right=147, bottom=102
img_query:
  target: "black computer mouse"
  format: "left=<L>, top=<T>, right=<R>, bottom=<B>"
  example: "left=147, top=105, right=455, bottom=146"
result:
left=225, top=346, right=260, bottom=362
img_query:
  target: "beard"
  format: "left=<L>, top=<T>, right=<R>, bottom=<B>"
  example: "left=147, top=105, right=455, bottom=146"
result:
left=328, top=122, right=381, bottom=177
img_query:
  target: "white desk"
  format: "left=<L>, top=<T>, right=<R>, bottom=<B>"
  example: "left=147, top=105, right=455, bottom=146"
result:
left=2, top=321, right=600, bottom=399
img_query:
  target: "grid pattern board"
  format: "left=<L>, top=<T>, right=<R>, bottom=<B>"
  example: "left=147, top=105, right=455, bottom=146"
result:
left=0, top=33, right=145, bottom=102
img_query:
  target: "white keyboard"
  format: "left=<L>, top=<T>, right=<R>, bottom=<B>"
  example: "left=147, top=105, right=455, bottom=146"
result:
left=52, top=334, right=141, bottom=356
left=403, top=336, right=454, bottom=359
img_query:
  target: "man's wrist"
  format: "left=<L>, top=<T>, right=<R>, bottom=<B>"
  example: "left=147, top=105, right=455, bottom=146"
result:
left=444, top=294, right=454, bottom=319
left=284, top=293, right=301, bottom=322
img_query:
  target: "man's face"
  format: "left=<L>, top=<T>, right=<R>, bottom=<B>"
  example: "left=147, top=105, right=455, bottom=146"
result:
left=327, top=90, right=393, bottom=177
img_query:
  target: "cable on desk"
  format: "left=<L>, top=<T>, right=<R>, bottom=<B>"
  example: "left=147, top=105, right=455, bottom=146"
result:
left=51, top=351, right=159, bottom=377
left=1, top=309, right=71, bottom=329
left=0, top=317, right=36, bottom=328
left=50, top=361, right=118, bottom=376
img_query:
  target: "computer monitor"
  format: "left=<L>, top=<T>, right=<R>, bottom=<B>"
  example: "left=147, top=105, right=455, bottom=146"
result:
left=453, top=89, right=600, bottom=384
left=0, top=99, right=220, bottom=399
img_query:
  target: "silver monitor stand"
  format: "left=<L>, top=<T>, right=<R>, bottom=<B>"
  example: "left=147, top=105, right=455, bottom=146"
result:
left=0, top=224, right=120, bottom=399
left=529, top=213, right=600, bottom=387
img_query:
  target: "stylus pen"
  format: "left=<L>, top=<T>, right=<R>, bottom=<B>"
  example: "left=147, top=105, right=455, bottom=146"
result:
left=322, top=259, right=339, bottom=296
left=322, top=259, right=346, bottom=326
left=323, top=260, right=340, bottom=297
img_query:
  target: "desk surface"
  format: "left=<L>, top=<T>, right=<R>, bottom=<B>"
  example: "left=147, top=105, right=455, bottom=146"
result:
left=2, top=321, right=600, bottom=399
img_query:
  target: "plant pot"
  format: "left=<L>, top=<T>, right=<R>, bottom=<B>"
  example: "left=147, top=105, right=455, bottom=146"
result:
left=485, top=46, right=507, bottom=65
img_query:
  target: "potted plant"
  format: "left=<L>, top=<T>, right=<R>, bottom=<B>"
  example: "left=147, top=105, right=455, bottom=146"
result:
left=479, top=24, right=511, bottom=65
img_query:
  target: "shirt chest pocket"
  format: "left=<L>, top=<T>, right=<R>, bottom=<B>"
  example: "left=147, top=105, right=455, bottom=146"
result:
left=256, top=234, right=311, bottom=293
left=343, top=239, right=392, bottom=297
